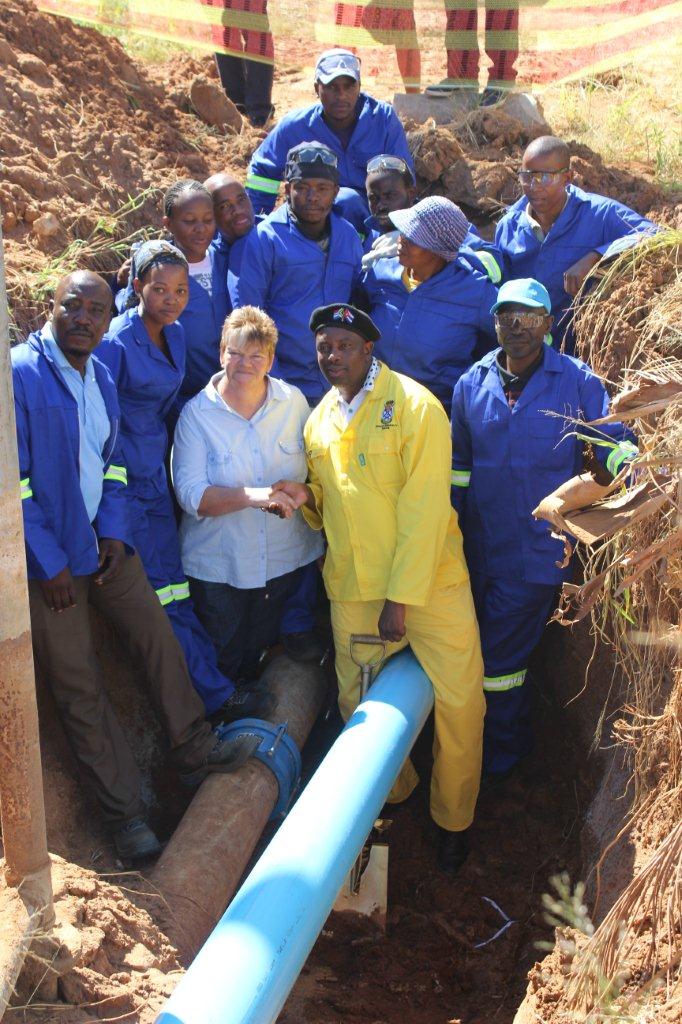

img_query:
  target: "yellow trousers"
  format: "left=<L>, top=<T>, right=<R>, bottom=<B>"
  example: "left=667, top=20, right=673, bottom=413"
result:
left=331, top=581, right=485, bottom=831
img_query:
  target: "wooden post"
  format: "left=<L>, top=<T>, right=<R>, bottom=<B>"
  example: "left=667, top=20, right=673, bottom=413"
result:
left=0, top=221, right=53, bottom=923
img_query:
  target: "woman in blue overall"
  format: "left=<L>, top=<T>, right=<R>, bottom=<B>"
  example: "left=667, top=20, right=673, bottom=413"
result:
left=98, top=240, right=272, bottom=722
left=116, top=180, right=231, bottom=414
left=358, top=196, right=499, bottom=417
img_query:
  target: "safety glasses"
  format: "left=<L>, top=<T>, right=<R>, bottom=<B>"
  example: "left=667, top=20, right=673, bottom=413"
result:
left=316, top=54, right=361, bottom=77
left=366, top=155, right=412, bottom=178
left=290, top=146, right=338, bottom=167
left=495, top=310, right=548, bottom=327
left=517, top=168, right=569, bottom=186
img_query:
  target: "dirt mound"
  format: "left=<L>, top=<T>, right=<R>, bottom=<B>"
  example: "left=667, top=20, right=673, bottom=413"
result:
left=0, top=0, right=263, bottom=334
left=12, top=857, right=182, bottom=1022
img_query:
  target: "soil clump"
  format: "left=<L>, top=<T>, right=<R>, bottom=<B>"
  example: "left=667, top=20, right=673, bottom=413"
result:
left=6, top=857, right=182, bottom=1023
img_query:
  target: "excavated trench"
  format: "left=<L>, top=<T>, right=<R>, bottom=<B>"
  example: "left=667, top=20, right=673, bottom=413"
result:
left=6, top=603, right=634, bottom=1024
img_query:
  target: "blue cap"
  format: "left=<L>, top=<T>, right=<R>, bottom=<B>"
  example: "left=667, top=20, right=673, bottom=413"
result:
left=491, top=278, right=552, bottom=315
left=315, top=49, right=361, bottom=85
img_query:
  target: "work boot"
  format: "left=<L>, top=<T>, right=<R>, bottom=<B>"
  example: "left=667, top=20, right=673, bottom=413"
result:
left=180, top=723, right=263, bottom=787
left=280, top=631, right=324, bottom=663
left=113, top=816, right=162, bottom=862
left=436, top=826, right=470, bottom=876
left=210, top=684, right=276, bottom=727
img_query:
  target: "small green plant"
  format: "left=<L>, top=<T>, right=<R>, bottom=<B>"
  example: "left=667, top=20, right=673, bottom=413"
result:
left=537, top=871, right=595, bottom=954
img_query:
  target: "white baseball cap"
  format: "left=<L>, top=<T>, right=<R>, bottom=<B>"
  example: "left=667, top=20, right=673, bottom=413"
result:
left=315, top=49, right=361, bottom=85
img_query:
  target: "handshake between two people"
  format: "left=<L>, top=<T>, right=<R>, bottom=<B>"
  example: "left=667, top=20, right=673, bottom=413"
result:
left=249, top=480, right=313, bottom=519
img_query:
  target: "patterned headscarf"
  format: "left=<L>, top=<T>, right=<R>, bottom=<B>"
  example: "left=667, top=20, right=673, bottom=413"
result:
left=133, top=239, right=188, bottom=280
left=123, top=239, right=188, bottom=310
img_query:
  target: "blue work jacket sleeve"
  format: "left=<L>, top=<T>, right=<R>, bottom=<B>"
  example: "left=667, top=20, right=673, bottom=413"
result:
left=245, top=128, right=287, bottom=216
left=14, top=372, right=70, bottom=581
left=460, top=237, right=505, bottom=286
left=232, top=227, right=273, bottom=311
left=387, top=401, right=453, bottom=607
left=449, top=377, right=472, bottom=519
left=93, top=418, right=132, bottom=549
left=474, top=276, right=499, bottom=358
left=592, top=201, right=657, bottom=256
left=576, top=367, right=638, bottom=476
left=95, top=334, right=124, bottom=385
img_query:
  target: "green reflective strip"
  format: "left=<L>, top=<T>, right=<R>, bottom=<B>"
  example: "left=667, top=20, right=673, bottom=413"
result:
left=544, top=332, right=553, bottom=346
left=475, top=251, right=502, bottom=284
left=171, top=581, right=190, bottom=601
left=246, top=174, right=281, bottom=195
left=451, top=470, right=471, bottom=488
left=20, top=477, right=33, bottom=500
left=104, top=464, right=127, bottom=485
left=156, top=585, right=174, bottom=607
left=483, top=669, right=527, bottom=692
left=606, top=441, right=638, bottom=477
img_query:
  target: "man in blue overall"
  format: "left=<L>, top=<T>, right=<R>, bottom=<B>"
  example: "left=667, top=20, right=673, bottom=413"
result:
left=495, top=135, right=656, bottom=352
left=245, top=48, right=414, bottom=231
left=361, top=155, right=503, bottom=289
left=451, top=278, right=637, bottom=778
left=235, top=142, right=363, bottom=404
left=13, top=271, right=261, bottom=860
left=235, top=142, right=363, bottom=661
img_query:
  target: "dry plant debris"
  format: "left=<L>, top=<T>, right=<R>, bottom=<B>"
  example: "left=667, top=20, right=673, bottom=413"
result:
left=528, top=231, right=682, bottom=1021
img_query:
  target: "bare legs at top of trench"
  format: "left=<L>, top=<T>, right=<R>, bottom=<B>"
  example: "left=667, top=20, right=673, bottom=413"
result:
left=331, top=0, right=519, bottom=96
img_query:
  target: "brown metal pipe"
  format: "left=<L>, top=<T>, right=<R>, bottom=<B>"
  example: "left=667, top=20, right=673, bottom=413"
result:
left=0, top=223, right=53, bottom=923
left=151, top=654, right=327, bottom=959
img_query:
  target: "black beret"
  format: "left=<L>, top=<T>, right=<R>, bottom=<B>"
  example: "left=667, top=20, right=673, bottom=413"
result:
left=309, top=303, right=381, bottom=343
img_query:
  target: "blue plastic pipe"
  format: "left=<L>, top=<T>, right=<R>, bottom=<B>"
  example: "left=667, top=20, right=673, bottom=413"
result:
left=156, top=647, right=434, bottom=1024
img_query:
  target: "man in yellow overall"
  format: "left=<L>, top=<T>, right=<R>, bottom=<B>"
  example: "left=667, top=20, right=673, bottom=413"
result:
left=274, top=302, right=484, bottom=873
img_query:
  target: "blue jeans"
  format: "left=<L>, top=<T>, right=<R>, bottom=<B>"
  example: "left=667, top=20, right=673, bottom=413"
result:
left=188, top=568, right=302, bottom=681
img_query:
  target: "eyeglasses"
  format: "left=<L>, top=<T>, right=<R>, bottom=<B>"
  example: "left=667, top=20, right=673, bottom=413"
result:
left=495, top=311, right=548, bottom=327
left=366, top=155, right=413, bottom=179
left=517, top=168, right=569, bottom=186
left=289, top=146, right=338, bottom=167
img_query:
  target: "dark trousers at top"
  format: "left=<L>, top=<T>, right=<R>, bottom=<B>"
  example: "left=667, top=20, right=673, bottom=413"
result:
left=189, top=567, right=302, bottom=681
left=29, top=553, right=215, bottom=825
left=214, top=51, right=274, bottom=124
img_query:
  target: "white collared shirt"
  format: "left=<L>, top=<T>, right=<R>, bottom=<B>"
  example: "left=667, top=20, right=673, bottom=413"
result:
left=40, top=323, right=110, bottom=522
left=335, top=356, right=381, bottom=427
left=171, top=373, right=324, bottom=587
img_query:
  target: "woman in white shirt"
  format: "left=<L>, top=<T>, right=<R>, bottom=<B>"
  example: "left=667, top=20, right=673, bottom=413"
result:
left=171, top=306, right=324, bottom=682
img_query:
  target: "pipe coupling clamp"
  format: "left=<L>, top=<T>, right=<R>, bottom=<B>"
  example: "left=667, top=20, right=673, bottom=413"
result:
left=216, top=718, right=302, bottom=821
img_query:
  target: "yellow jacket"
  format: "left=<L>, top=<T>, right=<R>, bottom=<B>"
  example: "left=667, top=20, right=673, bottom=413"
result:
left=303, top=362, right=469, bottom=605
